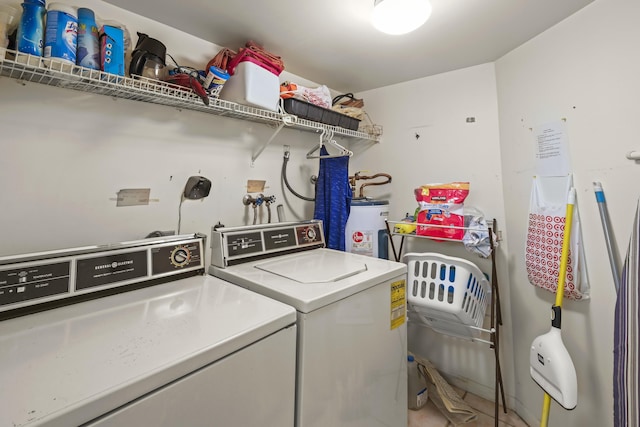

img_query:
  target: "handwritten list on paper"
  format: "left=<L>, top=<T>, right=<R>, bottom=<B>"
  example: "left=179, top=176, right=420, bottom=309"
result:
left=533, top=121, right=571, bottom=176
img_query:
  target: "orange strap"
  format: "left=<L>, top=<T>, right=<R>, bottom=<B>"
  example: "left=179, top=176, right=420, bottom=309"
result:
left=245, top=40, right=285, bottom=71
left=206, top=48, right=237, bottom=72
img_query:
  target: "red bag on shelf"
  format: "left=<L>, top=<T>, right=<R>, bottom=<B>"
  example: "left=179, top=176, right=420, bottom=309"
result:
left=414, top=182, right=470, bottom=240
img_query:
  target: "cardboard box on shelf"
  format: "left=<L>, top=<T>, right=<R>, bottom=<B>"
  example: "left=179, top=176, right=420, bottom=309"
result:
left=100, top=25, right=124, bottom=76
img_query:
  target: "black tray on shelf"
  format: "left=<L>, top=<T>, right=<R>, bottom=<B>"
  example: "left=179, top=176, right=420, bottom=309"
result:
left=282, top=98, right=360, bottom=131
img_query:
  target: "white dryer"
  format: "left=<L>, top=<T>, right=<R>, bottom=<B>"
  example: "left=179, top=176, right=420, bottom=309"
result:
left=0, top=234, right=296, bottom=427
left=209, top=220, right=408, bottom=427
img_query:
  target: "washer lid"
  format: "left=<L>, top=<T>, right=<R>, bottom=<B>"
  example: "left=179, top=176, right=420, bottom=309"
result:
left=209, top=248, right=407, bottom=313
left=255, top=251, right=368, bottom=283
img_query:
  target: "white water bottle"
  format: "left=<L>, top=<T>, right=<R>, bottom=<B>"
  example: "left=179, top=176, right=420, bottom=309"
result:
left=408, top=355, right=428, bottom=410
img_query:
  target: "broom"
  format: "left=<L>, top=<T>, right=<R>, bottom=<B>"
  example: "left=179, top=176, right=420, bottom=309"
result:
left=529, top=187, right=578, bottom=426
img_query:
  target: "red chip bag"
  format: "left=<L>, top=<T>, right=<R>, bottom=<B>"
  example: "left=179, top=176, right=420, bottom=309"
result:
left=414, top=182, right=470, bottom=240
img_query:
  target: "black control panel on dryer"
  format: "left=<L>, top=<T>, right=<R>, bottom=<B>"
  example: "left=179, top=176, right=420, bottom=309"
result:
left=152, top=241, right=203, bottom=275
left=0, top=234, right=205, bottom=317
left=0, top=261, right=71, bottom=307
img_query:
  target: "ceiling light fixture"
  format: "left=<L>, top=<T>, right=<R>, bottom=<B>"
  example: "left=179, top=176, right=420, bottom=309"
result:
left=371, top=0, right=432, bottom=35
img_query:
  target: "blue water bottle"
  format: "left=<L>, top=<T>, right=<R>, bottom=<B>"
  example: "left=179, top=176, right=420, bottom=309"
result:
left=16, top=0, right=46, bottom=56
left=76, top=7, right=99, bottom=69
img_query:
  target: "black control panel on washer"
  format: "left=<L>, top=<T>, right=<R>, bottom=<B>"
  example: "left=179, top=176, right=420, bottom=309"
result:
left=264, top=228, right=297, bottom=251
left=225, top=232, right=265, bottom=257
left=223, top=222, right=324, bottom=259
left=295, top=223, right=323, bottom=246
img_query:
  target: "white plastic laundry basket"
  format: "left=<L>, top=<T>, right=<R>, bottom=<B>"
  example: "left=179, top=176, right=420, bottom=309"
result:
left=404, top=252, right=491, bottom=339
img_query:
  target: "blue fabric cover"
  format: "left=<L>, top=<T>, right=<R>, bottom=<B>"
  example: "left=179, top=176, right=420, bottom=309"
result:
left=313, top=146, right=352, bottom=251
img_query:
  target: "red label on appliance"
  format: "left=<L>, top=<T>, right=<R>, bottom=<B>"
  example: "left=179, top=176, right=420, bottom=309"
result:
left=352, top=231, right=364, bottom=243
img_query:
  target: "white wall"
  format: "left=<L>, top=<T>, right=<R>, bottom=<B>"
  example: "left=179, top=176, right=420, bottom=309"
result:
left=356, top=63, right=514, bottom=404
left=0, top=0, right=325, bottom=261
left=495, top=0, right=640, bottom=425
left=356, top=1, right=640, bottom=424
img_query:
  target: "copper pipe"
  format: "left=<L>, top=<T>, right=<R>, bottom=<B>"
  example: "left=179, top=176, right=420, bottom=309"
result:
left=348, top=172, right=392, bottom=198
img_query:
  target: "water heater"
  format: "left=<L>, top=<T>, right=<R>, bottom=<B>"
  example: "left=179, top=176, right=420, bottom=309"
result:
left=345, top=199, right=389, bottom=259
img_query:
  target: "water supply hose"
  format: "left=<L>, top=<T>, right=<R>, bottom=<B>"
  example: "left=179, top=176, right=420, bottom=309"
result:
left=243, top=194, right=259, bottom=225
left=282, top=150, right=315, bottom=202
left=264, top=195, right=276, bottom=223
left=253, top=195, right=264, bottom=225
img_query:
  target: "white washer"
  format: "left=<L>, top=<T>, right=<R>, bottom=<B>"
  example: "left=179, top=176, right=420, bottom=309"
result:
left=0, top=234, right=297, bottom=427
left=209, top=220, right=408, bottom=427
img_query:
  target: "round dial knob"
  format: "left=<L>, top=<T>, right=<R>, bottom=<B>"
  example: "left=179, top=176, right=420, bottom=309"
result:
left=170, top=246, right=191, bottom=267
left=305, top=227, right=317, bottom=241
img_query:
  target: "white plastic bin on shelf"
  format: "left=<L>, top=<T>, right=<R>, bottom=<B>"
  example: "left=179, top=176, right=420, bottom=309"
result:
left=219, top=60, right=280, bottom=111
left=404, top=252, right=490, bottom=339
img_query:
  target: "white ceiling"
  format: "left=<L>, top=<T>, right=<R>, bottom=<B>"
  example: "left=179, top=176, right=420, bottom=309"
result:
left=103, top=0, right=595, bottom=93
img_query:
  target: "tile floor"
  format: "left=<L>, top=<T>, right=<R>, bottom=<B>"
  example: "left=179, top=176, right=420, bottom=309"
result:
left=408, top=387, right=529, bottom=427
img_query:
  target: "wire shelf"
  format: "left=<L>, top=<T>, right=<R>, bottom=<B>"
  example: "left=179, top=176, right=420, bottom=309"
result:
left=0, top=49, right=380, bottom=142
left=386, top=220, right=495, bottom=243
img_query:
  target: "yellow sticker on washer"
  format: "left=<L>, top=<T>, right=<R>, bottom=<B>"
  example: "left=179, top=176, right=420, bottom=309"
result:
left=390, top=279, right=406, bottom=330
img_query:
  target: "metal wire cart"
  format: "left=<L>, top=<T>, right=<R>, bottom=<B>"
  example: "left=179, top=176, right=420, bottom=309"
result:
left=385, top=218, right=507, bottom=426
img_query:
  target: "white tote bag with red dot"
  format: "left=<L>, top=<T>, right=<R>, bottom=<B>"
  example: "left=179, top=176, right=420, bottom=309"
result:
left=525, top=175, right=589, bottom=300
